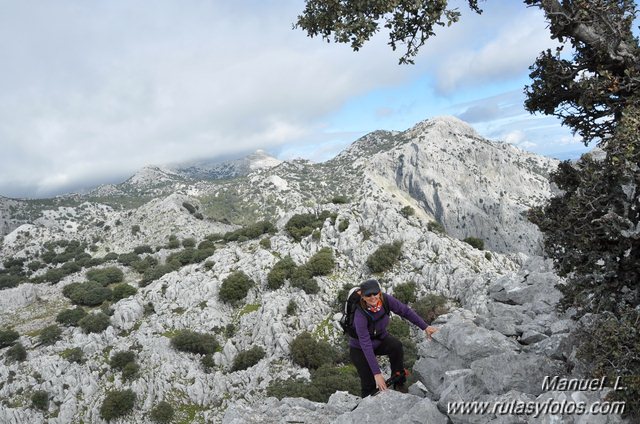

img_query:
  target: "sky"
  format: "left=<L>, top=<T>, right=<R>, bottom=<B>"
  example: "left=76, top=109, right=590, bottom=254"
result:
left=0, top=0, right=595, bottom=199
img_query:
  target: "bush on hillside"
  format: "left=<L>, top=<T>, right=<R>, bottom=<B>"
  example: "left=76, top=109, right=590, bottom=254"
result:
left=0, top=329, right=19, bottom=348
left=290, top=332, right=334, bottom=369
left=63, top=281, right=112, bottom=306
left=0, top=274, right=23, bottom=289
left=427, top=221, right=445, bottom=234
left=111, top=284, right=137, bottom=302
left=219, top=271, right=254, bottom=304
left=99, top=389, right=136, bottom=422
left=78, top=312, right=111, bottom=334
left=117, top=253, right=141, bottom=267
left=400, top=206, right=415, bottom=218
left=463, top=237, right=485, bottom=250
left=110, top=350, right=136, bottom=370
left=305, top=248, right=335, bottom=276
left=366, top=241, right=403, bottom=273
left=393, top=281, right=417, bottom=304
left=231, top=346, right=266, bottom=371
left=267, top=364, right=359, bottom=403
left=170, top=330, right=219, bottom=355
left=133, top=245, right=153, bottom=255
left=5, top=342, right=27, bottom=362
left=289, top=266, right=319, bottom=294
left=39, top=325, right=62, bottom=346
left=31, top=390, right=49, bottom=412
left=60, top=347, right=85, bottom=363
left=149, top=400, right=174, bottom=424
left=411, top=294, right=448, bottom=324
left=86, top=267, right=124, bottom=286
left=266, top=257, right=297, bottom=290
left=223, top=221, right=276, bottom=242
left=285, top=211, right=337, bottom=242
left=331, top=195, right=350, bottom=204
left=139, top=264, right=175, bottom=287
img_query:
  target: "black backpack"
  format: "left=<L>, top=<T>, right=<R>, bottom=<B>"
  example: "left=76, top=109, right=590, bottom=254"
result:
left=339, top=287, right=391, bottom=339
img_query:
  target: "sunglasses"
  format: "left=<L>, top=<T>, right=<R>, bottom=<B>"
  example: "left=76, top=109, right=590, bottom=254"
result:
left=364, top=291, right=380, bottom=297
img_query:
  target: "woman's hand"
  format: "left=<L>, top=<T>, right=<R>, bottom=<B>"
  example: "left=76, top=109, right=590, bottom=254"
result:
left=425, top=326, right=438, bottom=340
left=374, top=373, right=387, bottom=391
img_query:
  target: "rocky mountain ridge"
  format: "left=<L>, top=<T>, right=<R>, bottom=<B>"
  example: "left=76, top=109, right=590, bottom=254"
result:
left=0, top=117, right=625, bottom=423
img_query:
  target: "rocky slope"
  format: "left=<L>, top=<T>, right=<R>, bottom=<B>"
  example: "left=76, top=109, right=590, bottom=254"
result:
left=0, top=117, right=625, bottom=423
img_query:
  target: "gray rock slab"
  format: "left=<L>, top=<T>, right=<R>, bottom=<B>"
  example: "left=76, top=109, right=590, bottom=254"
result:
left=434, top=320, right=519, bottom=362
left=471, top=353, right=566, bottom=396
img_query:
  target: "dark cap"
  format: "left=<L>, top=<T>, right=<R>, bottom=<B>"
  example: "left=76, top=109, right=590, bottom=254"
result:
left=361, top=279, right=381, bottom=296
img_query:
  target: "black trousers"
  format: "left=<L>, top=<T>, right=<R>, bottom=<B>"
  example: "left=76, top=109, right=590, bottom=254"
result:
left=349, top=334, right=404, bottom=398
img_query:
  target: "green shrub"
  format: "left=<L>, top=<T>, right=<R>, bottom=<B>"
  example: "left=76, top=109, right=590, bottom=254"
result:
left=338, top=219, right=349, bottom=232
left=388, top=316, right=410, bottom=338
left=118, top=253, right=141, bottom=266
left=149, top=400, right=174, bottom=423
left=259, top=237, right=272, bottom=249
left=223, top=221, right=276, bottom=242
left=170, top=330, right=219, bottom=355
left=39, top=325, right=62, bottom=346
left=232, top=346, right=266, bottom=371
left=131, top=225, right=141, bottom=235
left=31, top=390, right=49, bottom=412
left=86, top=267, right=124, bottom=286
left=331, top=195, right=350, bottom=204
left=267, top=257, right=297, bottom=290
left=400, top=206, right=415, bottom=218
left=167, top=235, right=181, bottom=249
left=182, top=202, right=197, bottom=214
left=122, top=361, right=140, bottom=381
left=63, top=281, right=112, bottom=306
left=312, top=229, right=321, bottom=240
left=427, top=221, right=445, bottom=234
left=139, top=264, right=174, bottom=287
left=5, top=342, right=27, bottom=362
left=366, top=241, right=403, bottom=273
left=103, top=252, right=119, bottom=261
left=131, top=256, right=159, bottom=273
left=201, top=353, right=215, bottom=372
left=78, top=312, right=111, bottom=333
left=267, top=365, right=359, bottom=403
left=576, top=308, right=640, bottom=419
left=289, top=267, right=319, bottom=294
left=305, top=248, right=335, bottom=276
left=133, top=245, right=153, bottom=255
left=0, top=329, right=19, bottom=348
left=112, top=284, right=137, bottom=302
left=219, top=271, right=254, bottom=304
left=290, top=332, right=334, bottom=369
left=285, top=211, right=337, bottom=242
left=100, top=389, right=136, bottom=422
left=110, top=350, right=136, bottom=370
left=463, top=237, right=485, bottom=250
left=197, top=240, right=215, bottom=250
left=393, top=281, right=417, bottom=304
left=0, top=274, right=23, bottom=289
left=182, top=238, right=196, bottom=248
left=60, top=347, right=84, bottom=363
left=411, top=294, right=448, bottom=324
left=41, top=268, right=67, bottom=284
left=485, top=252, right=492, bottom=261
left=286, top=300, right=298, bottom=316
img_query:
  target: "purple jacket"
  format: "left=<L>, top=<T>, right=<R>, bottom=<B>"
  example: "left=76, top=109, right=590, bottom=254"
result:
left=349, top=294, right=428, bottom=375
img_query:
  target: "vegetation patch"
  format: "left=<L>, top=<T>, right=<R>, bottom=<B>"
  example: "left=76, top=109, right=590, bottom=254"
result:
left=366, top=241, right=403, bottom=273
left=100, top=389, right=136, bottom=422
left=170, top=330, right=219, bottom=355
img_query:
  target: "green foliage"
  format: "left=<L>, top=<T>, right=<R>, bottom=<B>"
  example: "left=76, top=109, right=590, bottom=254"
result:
left=130, top=256, right=159, bottom=274
left=331, top=195, right=350, bottom=204
left=411, top=294, right=448, bottom=324
left=131, top=224, right=141, bottom=235
left=290, top=332, right=334, bottom=369
left=267, top=364, right=359, bottom=402
left=139, top=264, right=175, bottom=287
left=338, top=219, right=349, bottom=232
left=0, top=329, right=19, bottom=348
left=149, top=400, right=174, bottom=424
left=198, top=240, right=215, bottom=250
left=38, top=325, right=62, bottom=346
left=576, top=309, right=640, bottom=420
left=56, top=307, right=87, bottom=326
left=118, top=252, right=141, bottom=267
left=400, top=206, right=415, bottom=218
left=296, top=0, right=482, bottom=64
left=484, top=252, right=492, bottom=261
left=463, top=237, right=485, bottom=250
left=223, top=220, right=276, bottom=242
left=259, top=237, right=272, bottom=249
left=219, top=271, right=254, bottom=304
left=305, top=247, right=335, bottom=276
left=286, top=300, right=298, bottom=316
left=285, top=211, right=337, bottom=242
left=63, top=281, right=112, bottom=306
left=182, top=201, right=197, bottom=214
left=289, top=266, right=319, bottom=294
left=182, top=238, right=196, bottom=248
left=231, top=346, right=266, bottom=371
left=31, top=390, right=49, bottom=412
left=170, top=330, right=219, bottom=355
left=86, top=267, right=124, bottom=286
left=5, top=342, right=27, bottom=362
left=0, top=274, right=23, bottom=289
left=100, top=389, right=136, bottom=422
left=103, top=252, right=118, bottom=261
left=122, top=361, right=140, bottom=381
left=201, top=353, right=215, bottom=372
left=78, top=312, right=111, bottom=334
left=112, top=283, right=137, bottom=302
left=110, top=350, right=136, bottom=370
left=393, top=281, right=417, bottom=304
left=366, top=241, right=403, bottom=273
left=361, top=228, right=372, bottom=240
left=427, top=221, right=445, bottom=234
left=60, top=347, right=85, bottom=363
left=133, top=245, right=153, bottom=255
